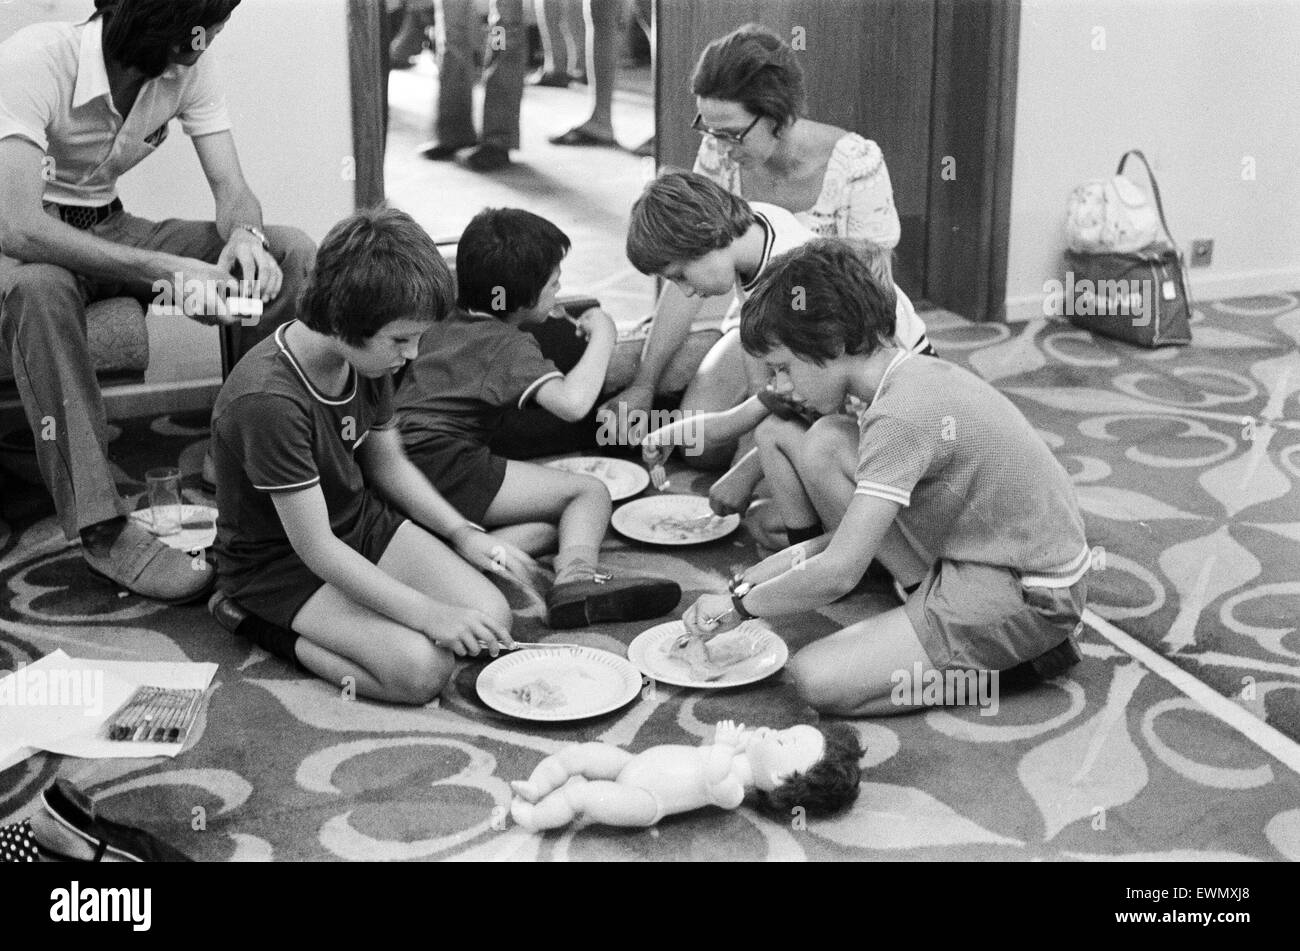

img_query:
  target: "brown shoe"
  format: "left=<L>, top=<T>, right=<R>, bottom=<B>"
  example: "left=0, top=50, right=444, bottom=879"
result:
left=83, top=519, right=214, bottom=605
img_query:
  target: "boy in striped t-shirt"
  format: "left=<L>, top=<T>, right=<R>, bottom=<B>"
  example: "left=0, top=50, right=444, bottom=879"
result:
left=680, top=240, right=1089, bottom=716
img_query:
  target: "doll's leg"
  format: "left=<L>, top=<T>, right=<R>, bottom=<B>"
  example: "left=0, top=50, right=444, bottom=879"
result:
left=512, top=777, right=660, bottom=831
left=511, top=743, right=634, bottom=802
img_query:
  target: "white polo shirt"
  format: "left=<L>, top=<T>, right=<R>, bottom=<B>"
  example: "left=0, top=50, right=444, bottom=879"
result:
left=0, top=15, right=231, bottom=207
left=725, top=202, right=930, bottom=353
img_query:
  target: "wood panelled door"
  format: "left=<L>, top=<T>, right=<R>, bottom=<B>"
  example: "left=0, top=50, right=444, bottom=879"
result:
left=654, top=0, right=1019, bottom=321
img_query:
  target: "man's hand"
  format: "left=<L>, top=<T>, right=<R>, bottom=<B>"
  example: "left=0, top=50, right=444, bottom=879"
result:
left=217, top=229, right=282, bottom=302
left=170, top=259, right=242, bottom=326
left=598, top=382, right=655, bottom=446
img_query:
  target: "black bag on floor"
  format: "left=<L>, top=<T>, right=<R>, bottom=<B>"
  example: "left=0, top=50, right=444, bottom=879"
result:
left=1061, top=151, right=1193, bottom=348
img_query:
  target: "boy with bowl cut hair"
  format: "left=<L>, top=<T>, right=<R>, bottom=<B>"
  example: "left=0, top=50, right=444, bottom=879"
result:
left=680, top=239, right=1089, bottom=716
left=620, top=172, right=931, bottom=463
left=211, top=208, right=533, bottom=705
left=395, top=207, right=681, bottom=630
left=629, top=173, right=931, bottom=542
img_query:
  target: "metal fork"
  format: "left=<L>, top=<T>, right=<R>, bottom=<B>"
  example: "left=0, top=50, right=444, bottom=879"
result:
left=650, top=462, right=669, bottom=490
left=501, top=641, right=588, bottom=651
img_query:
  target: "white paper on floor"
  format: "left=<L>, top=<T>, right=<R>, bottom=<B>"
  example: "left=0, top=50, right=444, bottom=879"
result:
left=0, top=649, right=217, bottom=771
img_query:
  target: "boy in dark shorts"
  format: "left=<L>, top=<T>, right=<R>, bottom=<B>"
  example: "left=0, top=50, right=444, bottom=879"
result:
left=211, top=208, right=537, bottom=705
left=394, top=208, right=680, bottom=629
left=680, top=240, right=1089, bottom=716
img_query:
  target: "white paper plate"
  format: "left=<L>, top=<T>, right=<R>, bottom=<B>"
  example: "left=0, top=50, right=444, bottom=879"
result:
left=543, top=456, right=649, bottom=502
left=628, top=620, right=788, bottom=689
left=476, top=646, right=642, bottom=721
left=610, top=495, right=739, bottom=545
left=129, top=504, right=217, bottom=552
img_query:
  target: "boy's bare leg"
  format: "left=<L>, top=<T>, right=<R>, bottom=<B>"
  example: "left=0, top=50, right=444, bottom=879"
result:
left=291, top=523, right=513, bottom=704
left=754, top=415, right=820, bottom=531
left=794, top=415, right=930, bottom=587
left=483, top=461, right=610, bottom=575
left=708, top=445, right=764, bottom=516
left=679, top=330, right=750, bottom=469
left=489, top=522, right=558, bottom=558
left=484, top=460, right=680, bottom=626
left=788, top=607, right=935, bottom=717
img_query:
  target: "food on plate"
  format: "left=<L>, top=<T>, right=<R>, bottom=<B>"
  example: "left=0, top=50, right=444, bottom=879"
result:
left=663, top=621, right=768, bottom=682
left=510, top=679, right=566, bottom=710
left=647, top=513, right=717, bottom=541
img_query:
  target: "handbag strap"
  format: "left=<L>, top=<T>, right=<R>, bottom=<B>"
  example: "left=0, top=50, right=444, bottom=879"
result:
left=1116, top=149, right=1178, bottom=248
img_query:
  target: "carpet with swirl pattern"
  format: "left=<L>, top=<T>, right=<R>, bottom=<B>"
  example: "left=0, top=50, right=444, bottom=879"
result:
left=2, top=293, right=1300, bottom=861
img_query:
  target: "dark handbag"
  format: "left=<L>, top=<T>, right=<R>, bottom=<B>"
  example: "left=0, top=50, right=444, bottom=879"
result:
left=1062, top=151, right=1192, bottom=347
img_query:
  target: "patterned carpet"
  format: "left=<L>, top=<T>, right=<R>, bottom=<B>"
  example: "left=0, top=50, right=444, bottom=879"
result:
left=925, top=293, right=1300, bottom=743
left=2, top=292, right=1300, bottom=861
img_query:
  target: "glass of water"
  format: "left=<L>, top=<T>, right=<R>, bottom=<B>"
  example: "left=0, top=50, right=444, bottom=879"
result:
left=145, top=467, right=183, bottom=536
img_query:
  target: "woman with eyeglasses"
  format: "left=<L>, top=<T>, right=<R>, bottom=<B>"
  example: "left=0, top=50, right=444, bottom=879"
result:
left=691, top=23, right=900, bottom=248
left=598, top=22, right=903, bottom=448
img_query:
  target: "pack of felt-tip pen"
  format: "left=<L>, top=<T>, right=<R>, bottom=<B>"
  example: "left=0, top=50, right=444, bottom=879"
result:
left=106, top=686, right=205, bottom=744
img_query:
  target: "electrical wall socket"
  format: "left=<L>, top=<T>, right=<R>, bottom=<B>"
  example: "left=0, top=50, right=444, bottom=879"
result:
left=1191, top=239, right=1214, bottom=268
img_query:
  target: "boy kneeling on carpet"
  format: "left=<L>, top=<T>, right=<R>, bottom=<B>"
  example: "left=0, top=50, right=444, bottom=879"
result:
left=681, top=240, right=1090, bottom=716
left=210, top=208, right=535, bottom=704
left=393, top=207, right=680, bottom=629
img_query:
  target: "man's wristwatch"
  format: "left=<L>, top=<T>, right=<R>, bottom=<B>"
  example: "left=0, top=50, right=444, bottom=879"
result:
left=235, top=224, right=270, bottom=250
left=729, top=580, right=756, bottom=620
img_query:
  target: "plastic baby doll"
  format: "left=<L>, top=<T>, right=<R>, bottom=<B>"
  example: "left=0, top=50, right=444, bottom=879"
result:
left=509, top=721, right=863, bottom=831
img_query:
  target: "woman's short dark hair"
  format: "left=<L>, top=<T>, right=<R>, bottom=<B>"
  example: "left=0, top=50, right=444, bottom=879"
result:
left=691, top=23, right=807, bottom=132
left=754, top=723, right=863, bottom=818
left=95, top=0, right=242, bottom=78
left=626, top=171, right=755, bottom=275
left=298, top=207, right=453, bottom=347
left=740, top=239, right=897, bottom=365
left=456, top=208, right=570, bottom=316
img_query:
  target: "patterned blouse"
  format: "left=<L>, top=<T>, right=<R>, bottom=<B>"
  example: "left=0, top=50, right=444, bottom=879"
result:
left=693, top=132, right=901, bottom=250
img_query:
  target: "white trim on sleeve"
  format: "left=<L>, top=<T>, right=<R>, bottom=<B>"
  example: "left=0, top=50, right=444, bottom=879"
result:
left=253, top=476, right=321, bottom=492
left=854, top=481, right=911, bottom=507
left=518, top=370, right=565, bottom=409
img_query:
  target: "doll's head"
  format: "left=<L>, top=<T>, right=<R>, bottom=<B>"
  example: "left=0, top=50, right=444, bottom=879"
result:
left=752, top=722, right=863, bottom=818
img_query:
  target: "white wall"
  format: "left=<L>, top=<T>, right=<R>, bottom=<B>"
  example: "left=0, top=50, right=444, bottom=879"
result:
left=0, top=0, right=356, bottom=383
left=1005, top=0, right=1300, bottom=322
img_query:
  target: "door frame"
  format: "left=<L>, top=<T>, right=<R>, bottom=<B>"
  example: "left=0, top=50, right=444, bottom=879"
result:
left=347, top=0, right=387, bottom=210
left=924, top=0, right=1020, bottom=322
left=348, top=0, right=1022, bottom=321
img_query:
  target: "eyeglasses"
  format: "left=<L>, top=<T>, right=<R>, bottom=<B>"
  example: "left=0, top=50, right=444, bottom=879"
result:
left=691, top=111, right=762, bottom=145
